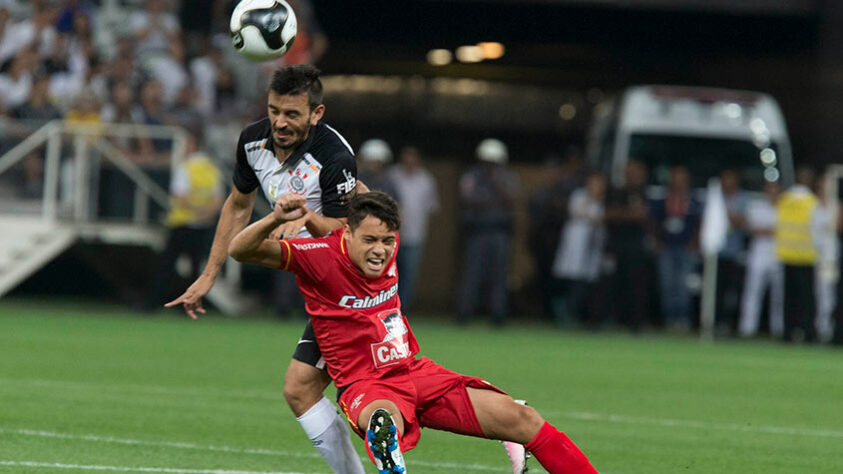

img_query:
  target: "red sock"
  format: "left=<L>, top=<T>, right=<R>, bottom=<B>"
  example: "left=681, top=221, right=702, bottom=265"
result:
left=525, top=421, right=598, bottom=474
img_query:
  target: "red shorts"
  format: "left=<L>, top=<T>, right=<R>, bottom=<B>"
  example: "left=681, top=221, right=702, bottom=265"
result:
left=338, top=356, right=507, bottom=451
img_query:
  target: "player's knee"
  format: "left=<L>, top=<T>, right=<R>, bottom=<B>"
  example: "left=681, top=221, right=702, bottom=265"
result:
left=508, top=403, right=545, bottom=442
left=283, top=366, right=326, bottom=416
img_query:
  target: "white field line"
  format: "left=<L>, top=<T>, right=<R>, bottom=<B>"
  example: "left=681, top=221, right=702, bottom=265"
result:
left=550, top=411, right=843, bottom=439
left=0, top=460, right=314, bottom=474
left=0, top=428, right=503, bottom=472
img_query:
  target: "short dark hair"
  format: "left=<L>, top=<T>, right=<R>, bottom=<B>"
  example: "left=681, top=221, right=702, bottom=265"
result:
left=268, top=65, right=323, bottom=110
left=347, top=192, right=401, bottom=232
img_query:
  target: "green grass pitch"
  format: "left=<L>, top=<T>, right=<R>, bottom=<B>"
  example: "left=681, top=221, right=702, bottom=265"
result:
left=1, top=298, right=842, bottom=473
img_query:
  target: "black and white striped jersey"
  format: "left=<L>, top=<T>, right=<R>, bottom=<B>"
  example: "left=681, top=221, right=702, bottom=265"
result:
left=232, top=118, right=357, bottom=237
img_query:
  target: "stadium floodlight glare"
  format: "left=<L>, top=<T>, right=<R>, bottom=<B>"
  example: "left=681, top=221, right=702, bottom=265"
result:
left=455, top=45, right=483, bottom=63
left=559, top=103, right=577, bottom=120
left=426, top=49, right=452, bottom=66
left=760, top=148, right=777, bottom=166
left=477, top=42, right=505, bottom=60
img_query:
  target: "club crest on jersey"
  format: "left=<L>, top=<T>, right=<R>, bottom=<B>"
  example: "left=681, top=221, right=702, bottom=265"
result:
left=370, top=309, right=410, bottom=368
left=289, top=175, right=305, bottom=193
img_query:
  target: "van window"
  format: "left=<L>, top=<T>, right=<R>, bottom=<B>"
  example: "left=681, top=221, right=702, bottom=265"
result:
left=628, top=134, right=780, bottom=191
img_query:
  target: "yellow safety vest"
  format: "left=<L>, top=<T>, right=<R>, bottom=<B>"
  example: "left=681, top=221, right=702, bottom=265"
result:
left=775, top=189, right=817, bottom=265
left=166, top=154, right=222, bottom=228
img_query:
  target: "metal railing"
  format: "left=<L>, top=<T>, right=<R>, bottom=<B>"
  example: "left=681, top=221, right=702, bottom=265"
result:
left=0, top=118, right=187, bottom=224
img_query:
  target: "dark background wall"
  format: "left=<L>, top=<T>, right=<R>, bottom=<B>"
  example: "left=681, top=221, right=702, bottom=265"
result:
left=312, top=0, right=843, bottom=168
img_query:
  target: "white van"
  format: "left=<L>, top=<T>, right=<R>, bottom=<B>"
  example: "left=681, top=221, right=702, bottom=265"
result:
left=587, top=85, right=794, bottom=191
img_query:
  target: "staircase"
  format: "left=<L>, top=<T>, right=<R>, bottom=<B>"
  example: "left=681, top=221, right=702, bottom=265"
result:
left=0, top=119, right=259, bottom=315
left=0, top=216, right=77, bottom=296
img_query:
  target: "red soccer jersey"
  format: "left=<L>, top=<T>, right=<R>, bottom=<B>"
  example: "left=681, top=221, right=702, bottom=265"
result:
left=278, top=229, right=420, bottom=388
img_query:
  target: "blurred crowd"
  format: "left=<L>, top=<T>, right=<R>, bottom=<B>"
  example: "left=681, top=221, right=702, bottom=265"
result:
left=0, top=0, right=326, bottom=198
left=441, top=137, right=843, bottom=345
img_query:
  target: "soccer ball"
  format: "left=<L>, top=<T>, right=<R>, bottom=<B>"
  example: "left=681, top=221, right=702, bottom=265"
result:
left=230, top=0, right=298, bottom=61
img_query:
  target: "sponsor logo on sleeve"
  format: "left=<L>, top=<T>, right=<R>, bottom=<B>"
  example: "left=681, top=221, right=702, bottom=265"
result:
left=292, top=242, right=329, bottom=251
left=336, top=168, right=357, bottom=200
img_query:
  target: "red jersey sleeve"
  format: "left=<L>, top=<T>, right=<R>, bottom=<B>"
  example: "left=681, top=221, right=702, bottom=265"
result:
left=277, top=237, right=333, bottom=281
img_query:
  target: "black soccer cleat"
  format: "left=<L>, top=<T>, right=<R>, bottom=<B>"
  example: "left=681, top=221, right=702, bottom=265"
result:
left=367, top=408, right=406, bottom=474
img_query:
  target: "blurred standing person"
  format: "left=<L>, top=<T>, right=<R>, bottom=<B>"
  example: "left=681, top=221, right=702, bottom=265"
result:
left=356, top=138, right=396, bottom=197
left=715, top=169, right=748, bottom=334
left=527, top=156, right=566, bottom=320
left=457, top=138, right=520, bottom=326
left=832, top=203, right=843, bottom=346
left=776, top=167, right=821, bottom=342
left=387, top=145, right=439, bottom=313
left=550, top=172, right=607, bottom=327
left=813, top=175, right=838, bottom=342
left=650, top=166, right=701, bottom=331
left=603, top=159, right=650, bottom=331
left=0, top=46, right=37, bottom=112
left=129, top=0, right=180, bottom=66
left=739, top=181, right=784, bottom=338
left=144, top=131, right=224, bottom=312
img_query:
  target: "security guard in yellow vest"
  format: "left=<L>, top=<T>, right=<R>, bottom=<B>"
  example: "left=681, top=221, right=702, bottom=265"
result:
left=775, top=167, right=821, bottom=341
left=143, top=132, right=224, bottom=312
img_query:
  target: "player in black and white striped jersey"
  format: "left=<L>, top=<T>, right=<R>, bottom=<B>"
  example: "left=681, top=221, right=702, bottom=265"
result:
left=166, top=65, right=366, bottom=474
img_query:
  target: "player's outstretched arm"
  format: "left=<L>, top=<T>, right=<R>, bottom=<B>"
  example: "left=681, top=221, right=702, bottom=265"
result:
left=165, top=187, right=256, bottom=319
left=229, top=194, right=307, bottom=268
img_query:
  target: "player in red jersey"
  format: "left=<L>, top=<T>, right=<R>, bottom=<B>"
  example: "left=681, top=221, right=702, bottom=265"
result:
left=229, top=192, right=598, bottom=474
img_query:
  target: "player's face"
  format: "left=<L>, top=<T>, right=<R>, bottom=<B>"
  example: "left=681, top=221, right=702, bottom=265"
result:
left=345, top=216, right=396, bottom=278
left=267, top=91, right=325, bottom=150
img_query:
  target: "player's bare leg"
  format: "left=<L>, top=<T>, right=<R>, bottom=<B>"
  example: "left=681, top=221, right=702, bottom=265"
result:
left=467, top=387, right=598, bottom=474
left=501, top=400, right=531, bottom=474
left=285, top=359, right=365, bottom=473
left=358, top=400, right=406, bottom=474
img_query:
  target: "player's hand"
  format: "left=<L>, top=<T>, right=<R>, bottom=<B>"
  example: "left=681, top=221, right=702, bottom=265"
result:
left=273, top=194, right=307, bottom=223
left=164, top=273, right=214, bottom=320
left=270, top=217, right=306, bottom=241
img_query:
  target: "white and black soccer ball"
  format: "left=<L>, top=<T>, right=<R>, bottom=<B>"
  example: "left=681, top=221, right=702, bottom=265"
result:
left=230, top=0, right=298, bottom=61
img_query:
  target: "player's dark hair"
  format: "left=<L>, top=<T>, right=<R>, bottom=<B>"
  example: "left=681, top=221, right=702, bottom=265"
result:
left=348, top=192, right=401, bottom=232
left=269, top=65, right=323, bottom=110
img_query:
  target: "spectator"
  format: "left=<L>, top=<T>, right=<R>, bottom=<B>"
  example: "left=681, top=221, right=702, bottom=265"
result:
left=148, top=38, right=189, bottom=107
left=776, top=167, right=821, bottom=342
left=603, top=159, right=651, bottom=331
left=651, top=166, right=701, bottom=331
left=739, top=181, right=784, bottom=338
left=814, top=174, right=838, bottom=342
left=11, top=73, right=61, bottom=122
left=527, top=155, right=567, bottom=320
left=357, top=138, right=396, bottom=197
left=65, top=87, right=101, bottom=126
left=457, top=138, right=520, bottom=326
left=129, top=0, right=180, bottom=66
left=550, top=171, right=607, bottom=327
left=135, top=80, right=171, bottom=160
left=167, top=84, right=203, bottom=132
left=189, top=40, right=226, bottom=117
left=100, top=81, right=142, bottom=154
left=143, top=131, right=223, bottom=312
left=0, top=46, right=38, bottom=112
left=716, top=169, right=748, bottom=334
left=387, top=146, right=439, bottom=313
left=0, top=2, right=56, bottom=65
left=832, top=205, right=843, bottom=346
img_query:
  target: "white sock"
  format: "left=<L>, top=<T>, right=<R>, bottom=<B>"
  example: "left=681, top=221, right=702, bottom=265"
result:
left=296, top=397, right=365, bottom=474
